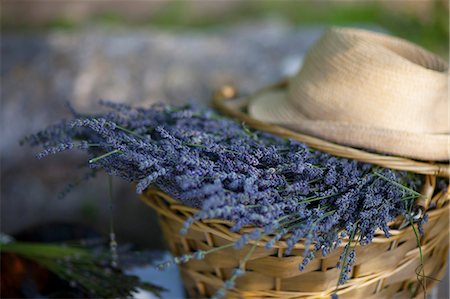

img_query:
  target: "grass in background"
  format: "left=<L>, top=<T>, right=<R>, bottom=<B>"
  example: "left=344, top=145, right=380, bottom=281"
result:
left=2, top=0, right=448, bottom=57
left=146, top=1, right=448, bottom=58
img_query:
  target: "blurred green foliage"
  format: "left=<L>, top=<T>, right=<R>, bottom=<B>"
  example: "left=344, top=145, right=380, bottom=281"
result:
left=147, top=1, right=448, bottom=57
left=44, top=17, right=77, bottom=30
left=2, top=1, right=448, bottom=57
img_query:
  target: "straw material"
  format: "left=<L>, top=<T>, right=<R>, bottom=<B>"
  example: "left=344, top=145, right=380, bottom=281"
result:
left=248, top=27, right=449, bottom=161
left=141, top=177, right=449, bottom=298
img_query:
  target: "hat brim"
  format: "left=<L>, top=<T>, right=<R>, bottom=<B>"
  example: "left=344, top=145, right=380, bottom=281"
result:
left=248, top=86, right=450, bottom=161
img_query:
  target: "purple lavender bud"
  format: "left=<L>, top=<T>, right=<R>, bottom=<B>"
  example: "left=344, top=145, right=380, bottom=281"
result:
left=265, top=239, right=276, bottom=250
left=25, top=100, right=425, bottom=286
left=224, top=280, right=235, bottom=289
left=193, top=251, right=205, bottom=260
left=180, top=217, right=194, bottom=235
left=249, top=229, right=261, bottom=240
left=179, top=254, right=191, bottom=263
left=234, top=234, right=249, bottom=250
left=211, top=288, right=226, bottom=299
left=232, top=268, right=245, bottom=277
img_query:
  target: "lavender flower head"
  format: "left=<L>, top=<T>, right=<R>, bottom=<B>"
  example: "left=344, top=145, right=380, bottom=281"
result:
left=25, top=101, right=426, bottom=295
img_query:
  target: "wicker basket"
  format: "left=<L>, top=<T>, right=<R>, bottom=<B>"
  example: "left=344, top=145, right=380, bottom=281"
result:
left=140, top=85, right=450, bottom=298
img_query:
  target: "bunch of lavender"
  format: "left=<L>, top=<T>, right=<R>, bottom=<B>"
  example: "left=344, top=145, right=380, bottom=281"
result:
left=1, top=239, right=165, bottom=298
left=25, top=101, right=425, bottom=297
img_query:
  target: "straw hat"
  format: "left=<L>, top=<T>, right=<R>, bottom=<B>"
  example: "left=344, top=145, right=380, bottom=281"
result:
left=249, top=27, right=449, bottom=161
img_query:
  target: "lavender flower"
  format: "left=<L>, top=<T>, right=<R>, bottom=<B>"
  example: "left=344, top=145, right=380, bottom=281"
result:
left=25, top=101, right=427, bottom=295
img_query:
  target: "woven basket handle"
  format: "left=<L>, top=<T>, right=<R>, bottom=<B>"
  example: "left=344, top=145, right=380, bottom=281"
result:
left=212, top=84, right=450, bottom=178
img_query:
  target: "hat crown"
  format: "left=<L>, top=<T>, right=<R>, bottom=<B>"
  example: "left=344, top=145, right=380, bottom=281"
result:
left=288, top=27, right=449, bottom=134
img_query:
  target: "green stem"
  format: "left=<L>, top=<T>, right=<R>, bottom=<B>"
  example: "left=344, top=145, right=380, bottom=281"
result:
left=373, top=172, right=422, bottom=197
left=308, top=177, right=323, bottom=184
left=241, top=241, right=258, bottom=265
left=89, top=149, right=124, bottom=164
left=204, top=242, right=235, bottom=255
left=108, top=176, right=118, bottom=268
left=286, top=209, right=335, bottom=232
left=298, top=192, right=341, bottom=205
left=401, top=195, right=419, bottom=202
left=276, top=208, right=327, bottom=230
left=221, top=239, right=260, bottom=293
left=409, top=212, right=426, bottom=295
left=245, top=204, right=261, bottom=208
left=115, top=125, right=146, bottom=139
left=276, top=214, right=294, bottom=224
left=184, top=143, right=208, bottom=149
left=282, top=217, right=305, bottom=230
left=223, top=149, right=239, bottom=154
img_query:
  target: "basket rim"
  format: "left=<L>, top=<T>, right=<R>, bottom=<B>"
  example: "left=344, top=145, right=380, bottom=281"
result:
left=212, top=81, right=450, bottom=178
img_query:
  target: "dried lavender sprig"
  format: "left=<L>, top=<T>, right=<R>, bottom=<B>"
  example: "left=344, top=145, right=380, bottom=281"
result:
left=211, top=238, right=260, bottom=299
left=336, top=224, right=359, bottom=285
left=155, top=242, right=235, bottom=270
left=24, top=101, right=426, bottom=296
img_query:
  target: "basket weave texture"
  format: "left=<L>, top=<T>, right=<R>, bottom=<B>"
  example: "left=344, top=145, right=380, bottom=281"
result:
left=142, top=181, right=448, bottom=298
left=140, top=91, right=450, bottom=298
